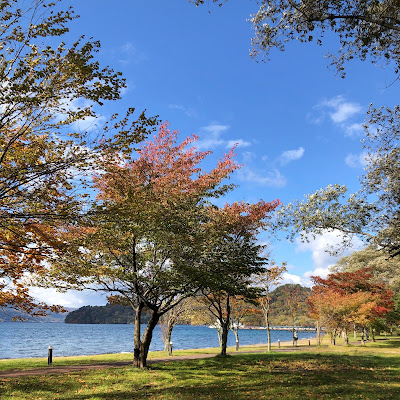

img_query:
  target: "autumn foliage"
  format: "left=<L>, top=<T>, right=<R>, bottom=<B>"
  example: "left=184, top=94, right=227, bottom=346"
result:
left=308, top=268, right=394, bottom=340
left=53, top=122, right=278, bottom=367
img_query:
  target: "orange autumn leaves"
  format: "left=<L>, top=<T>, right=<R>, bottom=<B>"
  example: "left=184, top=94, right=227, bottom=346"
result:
left=308, top=268, right=394, bottom=334
left=93, top=121, right=281, bottom=251
left=94, top=122, right=239, bottom=205
left=0, top=129, right=76, bottom=317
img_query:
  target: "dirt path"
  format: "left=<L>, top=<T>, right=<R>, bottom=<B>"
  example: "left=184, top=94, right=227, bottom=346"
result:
left=0, top=346, right=314, bottom=378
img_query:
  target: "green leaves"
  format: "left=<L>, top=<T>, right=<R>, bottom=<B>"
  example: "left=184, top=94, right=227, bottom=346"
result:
left=0, top=0, right=129, bottom=315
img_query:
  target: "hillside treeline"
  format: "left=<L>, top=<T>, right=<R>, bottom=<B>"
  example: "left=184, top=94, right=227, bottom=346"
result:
left=64, top=284, right=314, bottom=327
left=64, top=304, right=150, bottom=324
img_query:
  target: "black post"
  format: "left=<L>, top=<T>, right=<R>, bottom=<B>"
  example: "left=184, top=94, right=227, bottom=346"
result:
left=48, top=346, right=53, bottom=366
left=168, top=341, right=173, bottom=356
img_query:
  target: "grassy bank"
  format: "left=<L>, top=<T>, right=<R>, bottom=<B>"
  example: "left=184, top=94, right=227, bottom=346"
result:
left=0, top=338, right=314, bottom=372
left=1, top=335, right=399, bottom=399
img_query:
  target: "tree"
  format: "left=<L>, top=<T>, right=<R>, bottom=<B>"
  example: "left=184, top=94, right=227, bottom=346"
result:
left=50, top=122, right=239, bottom=368
left=266, top=284, right=313, bottom=327
left=229, top=296, right=259, bottom=350
left=0, top=0, right=132, bottom=316
left=199, top=199, right=280, bottom=356
left=308, top=268, right=394, bottom=343
left=193, top=0, right=400, bottom=76
left=308, top=288, right=377, bottom=344
left=159, top=299, right=188, bottom=352
left=253, top=263, right=286, bottom=351
left=192, top=1, right=400, bottom=259
left=332, top=246, right=400, bottom=293
left=286, top=285, right=309, bottom=329
left=277, top=104, right=400, bottom=259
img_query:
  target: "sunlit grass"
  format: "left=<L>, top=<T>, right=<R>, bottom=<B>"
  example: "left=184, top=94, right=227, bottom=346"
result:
left=0, top=344, right=262, bottom=371
left=1, top=335, right=399, bottom=399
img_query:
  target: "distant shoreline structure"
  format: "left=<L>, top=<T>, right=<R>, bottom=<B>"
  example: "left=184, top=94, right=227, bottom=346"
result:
left=208, top=325, right=318, bottom=331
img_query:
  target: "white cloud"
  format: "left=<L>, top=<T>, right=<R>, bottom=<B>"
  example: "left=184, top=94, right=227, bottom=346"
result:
left=121, top=42, right=135, bottom=55
left=296, top=231, right=342, bottom=269
left=310, top=95, right=364, bottom=135
left=274, top=231, right=365, bottom=288
left=345, top=151, right=369, bottom=168
left=278, top=147, right=305, bottom=166
left=295, top=230, right=364, bottom=270
left=202, top=124, right=230, bottom=136
left=73, top=114, right=106, bottom=133
left=195, top=124, right=228, bottom=149
left=303, top=267, right=330, bottom=280
left=226, top=139, right=252, bottom=149
left=237, top=167, right=287, bottom=187
left=242, top=151, right=257, bottom=163
left=56, top=98, right=106, bottom=133
left=116, top=42, right=147, bottom=65
left=196, top=123, right=252, bottom=150
left=281, top=272, right=301, bottom=285
left=168, top=104, right=197, bottom=118
left=30, top=287, right=107, bottom=308
left=345, top=123, right=364, bottom=137
left=320, top=95, right=363, bottom=123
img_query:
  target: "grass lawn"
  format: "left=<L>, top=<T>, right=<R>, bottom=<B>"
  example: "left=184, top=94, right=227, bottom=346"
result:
left=0, top=344, right=272, bottom=372
left=1, top=335, right=399, bottom=399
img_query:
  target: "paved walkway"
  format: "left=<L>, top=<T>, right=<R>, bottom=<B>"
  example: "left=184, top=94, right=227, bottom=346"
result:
left=0, top=346, right=312, bottom=379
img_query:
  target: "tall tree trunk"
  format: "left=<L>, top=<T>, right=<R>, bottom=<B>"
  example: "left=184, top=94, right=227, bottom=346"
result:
left=230, top=327, right=239, bottom=350
left=139, top=311, right=160, bottom=368
left=330, top=331, right=336, bottom=345
left=219, top=296, right=231, bottom=356
left=163, top=321, right=174, bottom=352
left=264, top=299, right=272, bottom=352
left=217, top=328, right=222, bottom=347
left=371, top=327, right=375, bottom=342
left=316, top=320, right=321, bottom=346
left=266, top=317, right=271, bottom=351
left=220, top=320, right=229, bottom=356
left=133, top=302, right=144, bottom=368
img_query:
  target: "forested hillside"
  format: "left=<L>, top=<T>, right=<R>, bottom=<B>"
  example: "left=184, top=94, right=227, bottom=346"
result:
left=268, top=284, right=314, bottom=327
left=64, top=304, right=150, bottom=324
left=63, top=286, right=314, bottom=326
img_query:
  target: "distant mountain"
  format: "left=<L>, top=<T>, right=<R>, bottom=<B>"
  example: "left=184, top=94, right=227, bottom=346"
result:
left=0, top=307, right=74, bottom=323
left=65, top=304, right=150, bottom=324
left=269, top=284, right=314, bottom=327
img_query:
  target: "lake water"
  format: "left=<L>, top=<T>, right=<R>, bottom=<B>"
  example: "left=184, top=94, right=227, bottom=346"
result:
left=0, top=323, right=317, bottom=359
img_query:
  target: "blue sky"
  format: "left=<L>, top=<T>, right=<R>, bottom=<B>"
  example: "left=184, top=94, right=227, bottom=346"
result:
left=32, top=0, right=399, bottom=307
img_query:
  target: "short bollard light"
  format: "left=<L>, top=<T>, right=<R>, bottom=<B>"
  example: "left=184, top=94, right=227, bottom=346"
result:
left=278, top=339, right=280, bottom=349
left=48, top=346, right=53, bottom=366
left=169, top=341, right=173, bottom=356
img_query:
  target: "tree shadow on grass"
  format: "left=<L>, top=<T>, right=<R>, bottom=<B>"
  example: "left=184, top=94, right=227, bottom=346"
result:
left=2, top=352, right=400, bottom=399
left=368, top=339, right=400, bottom=348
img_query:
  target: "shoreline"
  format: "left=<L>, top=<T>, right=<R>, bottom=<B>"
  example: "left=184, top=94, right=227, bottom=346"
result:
left=0, top=325, right=319, bottom=360
left=0, top=335, right=322, bottom=362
